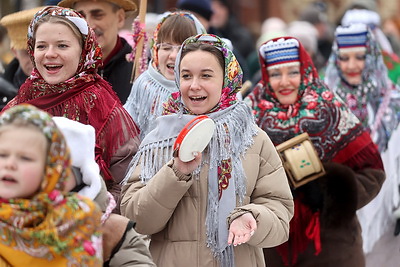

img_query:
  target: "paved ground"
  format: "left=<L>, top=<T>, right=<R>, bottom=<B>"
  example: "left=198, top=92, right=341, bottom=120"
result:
left=365, top=220, right=400, bottom=267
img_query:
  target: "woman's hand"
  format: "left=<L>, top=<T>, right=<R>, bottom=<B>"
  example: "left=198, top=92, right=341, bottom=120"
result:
left=173, top=152, right=202, bottom=175
left=228, top=212, right=257, bottom=246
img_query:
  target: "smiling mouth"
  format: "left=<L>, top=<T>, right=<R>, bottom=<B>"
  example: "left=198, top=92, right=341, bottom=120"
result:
left=166, top=63, right=174, bottom=70
left=347, top=72, right=361, bottom=77
left=45, top=64, right=62, bottom=71
left=279, top=89, right=294, bottom=96
left=190, top=96, right=207, bottom=102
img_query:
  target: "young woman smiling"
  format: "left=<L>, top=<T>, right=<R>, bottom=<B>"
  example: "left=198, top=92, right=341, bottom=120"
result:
left=2, top=6, right=140, bottom=210
left=324, top=23, right=400, bottom=152
left=121, top=34, right=294, bottom=267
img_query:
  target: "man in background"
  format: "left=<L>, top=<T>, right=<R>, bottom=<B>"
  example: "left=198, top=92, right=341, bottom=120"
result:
left=58, top=0, right=139, bottom=103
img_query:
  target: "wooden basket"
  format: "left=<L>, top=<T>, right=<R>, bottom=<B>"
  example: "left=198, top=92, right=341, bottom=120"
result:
left=276, top=132, right=325, bottom=188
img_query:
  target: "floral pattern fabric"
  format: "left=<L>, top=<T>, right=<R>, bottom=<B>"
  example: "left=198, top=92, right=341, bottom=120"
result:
left=245, top=36, right=364, bottom=162
left=324, top=26, right=400, bottom=152
left=0, top=104, right=102, bottom=266
left=245, top=36, right=383, bottom=265
left=2, top=6, right=140, bottom=183
left=127, top=34, right=257, bottom=266
left=163, top=34, right=242, bottom=115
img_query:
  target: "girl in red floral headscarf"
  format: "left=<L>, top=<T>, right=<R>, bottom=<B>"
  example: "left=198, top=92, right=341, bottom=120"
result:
left=245, top=37, right=385, bottom=267
left=2, top=6, right=140, bottom=207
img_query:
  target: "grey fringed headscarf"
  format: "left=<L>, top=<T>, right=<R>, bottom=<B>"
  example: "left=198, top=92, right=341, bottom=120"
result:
left=123, top=34, right=258, bottom=266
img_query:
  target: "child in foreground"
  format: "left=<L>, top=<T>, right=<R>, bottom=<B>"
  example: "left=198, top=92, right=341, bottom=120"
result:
left=0, top=104, right=102, bottom=266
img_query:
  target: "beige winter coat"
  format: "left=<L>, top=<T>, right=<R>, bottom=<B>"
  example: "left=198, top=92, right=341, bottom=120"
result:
left=120, top=128, right=294, bottom=267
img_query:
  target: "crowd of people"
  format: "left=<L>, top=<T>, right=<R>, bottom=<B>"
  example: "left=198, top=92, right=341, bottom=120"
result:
left=0, top=0, right=399, bottom=266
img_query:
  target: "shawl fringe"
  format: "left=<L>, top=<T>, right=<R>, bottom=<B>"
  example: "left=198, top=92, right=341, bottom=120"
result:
left=122, top=102, right=257, bottom=267
left=124, top=64, right=176, bottom=139
left=123, top=102, right=257, bottom=185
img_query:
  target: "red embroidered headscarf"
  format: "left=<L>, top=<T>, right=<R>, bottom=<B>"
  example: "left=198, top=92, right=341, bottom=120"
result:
left=245, top=36, right=383, bottom=265
left=246, top=37, right=376, bottom=165
left=2, top=6, right=139, bottom=181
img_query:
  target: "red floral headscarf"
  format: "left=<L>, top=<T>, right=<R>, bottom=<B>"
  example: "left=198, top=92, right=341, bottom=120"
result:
left=3, top=6, right=139, bottom=182
left=246, top=36, right=383, bottom=265
left=246, top=36, right=365, bottom=162
left=25, top=6, right=103, bottom=95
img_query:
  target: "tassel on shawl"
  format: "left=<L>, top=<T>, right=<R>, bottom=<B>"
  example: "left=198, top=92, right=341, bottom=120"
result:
left=121, top=102, right=257, bottom=267
left=124, top=65, right=177, bottom=139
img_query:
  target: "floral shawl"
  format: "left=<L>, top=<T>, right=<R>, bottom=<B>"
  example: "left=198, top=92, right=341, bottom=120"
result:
left=124, top=11, right=206, bottom=140
left=2, top=6, right=139, bottom=181
left=324, top=26, right=400, bottom=152
left=0, top=104, right=102, bottom=266
left=245, top=36, right=383, bottom=265
left=124, top=34, right=257, bottom=266
left=246, top=36, right=367, bottom=163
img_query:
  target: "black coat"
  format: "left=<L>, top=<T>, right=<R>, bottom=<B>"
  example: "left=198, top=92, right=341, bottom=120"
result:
left=264, top=162, right=385, bottom=267
left=99, top=37, right=133, bottom=104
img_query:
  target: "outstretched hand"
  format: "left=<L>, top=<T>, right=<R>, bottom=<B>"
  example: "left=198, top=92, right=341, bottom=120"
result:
left=228, top=212, right=257, bottom=246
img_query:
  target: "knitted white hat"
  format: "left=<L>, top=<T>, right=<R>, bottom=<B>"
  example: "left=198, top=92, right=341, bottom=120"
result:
left=259, top=38, right=300, bottom=70
left=52, top=117, right=101, bottom=200
left=335, top=23, right=368, bottom=53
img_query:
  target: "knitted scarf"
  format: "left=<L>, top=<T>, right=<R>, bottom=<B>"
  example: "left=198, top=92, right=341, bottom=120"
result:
left=0, top=104, right=102, bottom=266
left=2, top=6, right=139, bottom=181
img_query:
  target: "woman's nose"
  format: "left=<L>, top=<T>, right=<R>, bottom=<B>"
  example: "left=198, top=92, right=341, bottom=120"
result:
left=45, top=46, right=57, bottom=58
left=169, top=46, right=181, bottom=59
left=280, top=74, right=290, bottom=86
left=347, top=57, right=357, bottom=69
left=190, top=77, right=201, bottom=90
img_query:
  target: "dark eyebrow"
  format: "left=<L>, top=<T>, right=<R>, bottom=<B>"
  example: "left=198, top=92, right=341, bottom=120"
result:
left=90, top=9, right=104, bottom=16
left=78, top=8, right=104, bottom=17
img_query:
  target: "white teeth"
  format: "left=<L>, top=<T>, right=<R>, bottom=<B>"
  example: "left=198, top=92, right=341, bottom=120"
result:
left=46, top=65, right=61, bottom=68
left=191, top=96, right=205, bottom=100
